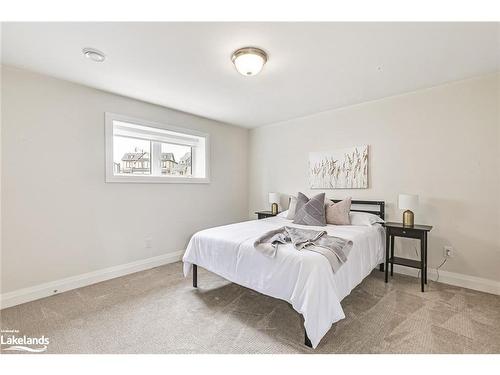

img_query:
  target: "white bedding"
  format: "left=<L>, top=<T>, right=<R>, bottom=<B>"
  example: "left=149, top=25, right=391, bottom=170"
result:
left=182, top=216, right=385, bottom=348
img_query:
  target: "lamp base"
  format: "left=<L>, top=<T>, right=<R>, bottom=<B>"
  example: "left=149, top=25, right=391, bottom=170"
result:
left=271, top=203, right=278, bottom=215
left=403, top=210, right=414, bottom=227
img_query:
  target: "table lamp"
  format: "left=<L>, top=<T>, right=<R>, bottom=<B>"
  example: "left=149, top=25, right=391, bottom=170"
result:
left=269, top=192, right=280, bottom=215
left=398, top=194, right=419, bottom=227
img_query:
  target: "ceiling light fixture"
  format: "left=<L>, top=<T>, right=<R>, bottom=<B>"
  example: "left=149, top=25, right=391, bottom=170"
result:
left=82, top=47, right=106, bottom=63
left=231, top=47, right=268, bottom=76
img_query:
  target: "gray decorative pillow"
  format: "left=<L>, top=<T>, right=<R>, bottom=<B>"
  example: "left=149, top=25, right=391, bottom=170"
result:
left=325, top=197, right=352, bottom=225
left=293, top=192, right=327, bottom=226
left=286, top=196, right=298, bottom=220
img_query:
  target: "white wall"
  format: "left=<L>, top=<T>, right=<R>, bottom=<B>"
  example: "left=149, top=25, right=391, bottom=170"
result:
left=249, top=73, right=500, bottom=283
left=2, top=66, right=499, bottom=297
left=1, top=66, right=248, bottom=294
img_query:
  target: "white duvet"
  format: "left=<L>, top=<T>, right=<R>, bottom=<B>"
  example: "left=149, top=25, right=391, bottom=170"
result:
left=182, top=216, right=385, bottom=348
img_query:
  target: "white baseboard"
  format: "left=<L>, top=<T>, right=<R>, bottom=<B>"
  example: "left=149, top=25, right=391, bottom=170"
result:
left=0, top=250, right=184, bottom=309
left=392, top=265, right=500, bottom=296
left=2, top=251, right=498, bottom=309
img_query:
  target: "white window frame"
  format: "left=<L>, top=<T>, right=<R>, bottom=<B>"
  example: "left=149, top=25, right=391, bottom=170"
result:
left=105, top=112, right=210, bottom=184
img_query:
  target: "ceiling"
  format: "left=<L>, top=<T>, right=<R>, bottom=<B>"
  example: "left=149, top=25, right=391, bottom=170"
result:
left=2, top=22, right=499, bottom=128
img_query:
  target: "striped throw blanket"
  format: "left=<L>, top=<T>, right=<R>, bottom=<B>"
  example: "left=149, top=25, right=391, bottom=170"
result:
left=253, top=226, right=353, bottom=273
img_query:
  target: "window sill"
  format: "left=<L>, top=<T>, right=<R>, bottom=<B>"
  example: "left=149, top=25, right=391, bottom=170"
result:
left=105, top=175, right=210, bottom=184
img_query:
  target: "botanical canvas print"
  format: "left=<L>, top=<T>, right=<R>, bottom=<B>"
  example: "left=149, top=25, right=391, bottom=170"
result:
left=309, top=145, right=368, bottom=189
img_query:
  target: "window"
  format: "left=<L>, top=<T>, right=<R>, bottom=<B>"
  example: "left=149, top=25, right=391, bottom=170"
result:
left=105, top=113, right=209, bottom=183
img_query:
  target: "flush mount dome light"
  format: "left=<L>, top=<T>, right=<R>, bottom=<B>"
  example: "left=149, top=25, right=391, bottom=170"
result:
left=82, top=47, right=106, bottom=62
left=231, top=47, right=268, bottom=76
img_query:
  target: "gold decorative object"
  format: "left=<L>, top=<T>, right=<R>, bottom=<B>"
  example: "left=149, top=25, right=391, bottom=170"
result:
left=269, top=192, right=280, bottom=215
left=399, top=194, right=419, bottom=227
left=403, top=210, right=414, bottom=227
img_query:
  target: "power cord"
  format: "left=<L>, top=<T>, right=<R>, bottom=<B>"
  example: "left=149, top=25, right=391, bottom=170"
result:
left=413, top=245, right=447, bottom=282
left=434, top=257, right=448, bottom=282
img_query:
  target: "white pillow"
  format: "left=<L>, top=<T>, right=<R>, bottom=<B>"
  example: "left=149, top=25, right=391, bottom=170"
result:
left=277, top=210, right=290, bottom=218
left=349, top=211, right=385, bottom=226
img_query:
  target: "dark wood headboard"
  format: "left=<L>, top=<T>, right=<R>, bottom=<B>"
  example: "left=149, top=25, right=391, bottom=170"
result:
left=330, top=199, right=385, bottom=220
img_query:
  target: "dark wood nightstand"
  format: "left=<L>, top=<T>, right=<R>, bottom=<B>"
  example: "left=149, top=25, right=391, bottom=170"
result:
left=384, top=222, right=433, bottom=292
left=255, top=210, right=278, bottom=220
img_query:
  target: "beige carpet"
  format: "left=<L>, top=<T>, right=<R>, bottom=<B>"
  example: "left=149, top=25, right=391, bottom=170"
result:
left=1, top=261, right=499, bottom=354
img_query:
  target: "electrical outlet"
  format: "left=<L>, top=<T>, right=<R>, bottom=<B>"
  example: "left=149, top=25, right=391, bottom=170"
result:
left=145, top=238, right=152, bottom=249
left=444, top=246, right=454, bottom=258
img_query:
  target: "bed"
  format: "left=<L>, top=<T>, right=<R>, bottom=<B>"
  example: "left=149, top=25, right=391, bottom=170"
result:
left=182, top=200, right=386, bottom=349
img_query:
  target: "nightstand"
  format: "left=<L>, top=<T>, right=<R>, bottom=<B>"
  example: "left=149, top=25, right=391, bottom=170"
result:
left=384, top=222, right=433, bottom=292
left=255, top=211, right=278, bottom=220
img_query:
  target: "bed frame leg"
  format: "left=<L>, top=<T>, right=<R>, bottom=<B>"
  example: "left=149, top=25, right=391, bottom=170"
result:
left=304, top=329, right=312, bottom=348
left=193, top=264, right=197, bottom=288
left=379, top=263, right=384, bottom=272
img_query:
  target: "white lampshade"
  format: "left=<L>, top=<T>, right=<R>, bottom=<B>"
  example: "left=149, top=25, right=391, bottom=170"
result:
left=269, top=192, right=280, bottom=204
left=398, top=194, right=419, bottom=211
